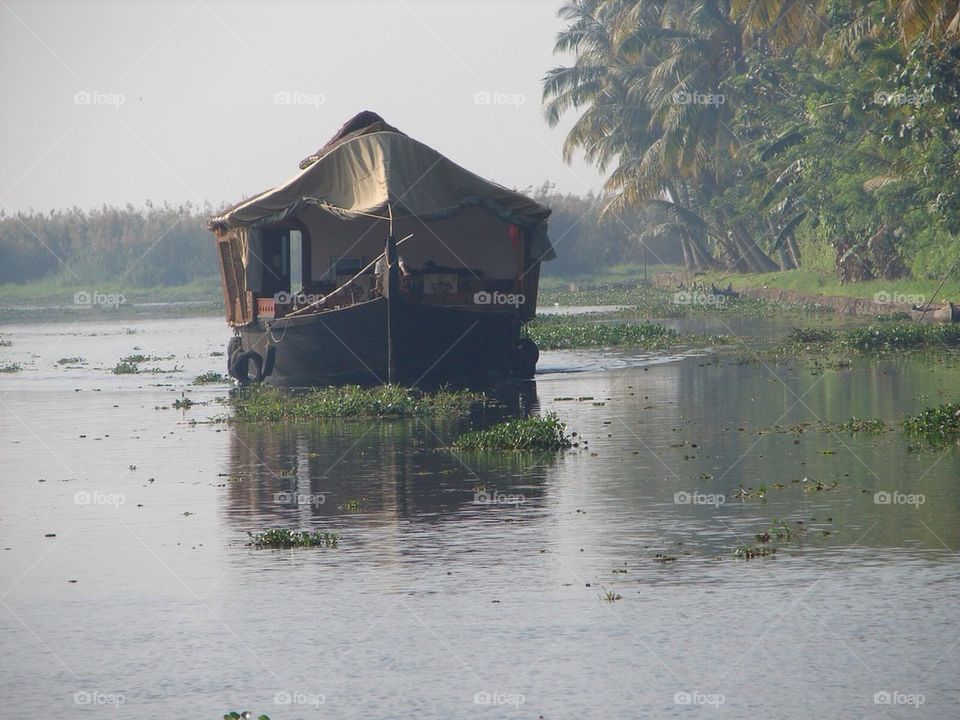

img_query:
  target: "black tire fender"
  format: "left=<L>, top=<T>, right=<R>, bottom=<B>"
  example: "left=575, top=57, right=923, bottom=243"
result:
left=231, top=350, right=264, bottom=385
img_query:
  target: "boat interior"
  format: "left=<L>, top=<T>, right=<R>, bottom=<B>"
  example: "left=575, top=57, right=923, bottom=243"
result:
left=215, top=204, right=540, bottom=325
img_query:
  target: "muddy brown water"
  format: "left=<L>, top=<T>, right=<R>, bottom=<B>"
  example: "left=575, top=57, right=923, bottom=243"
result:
left=1, top=315, right=958, bottom=718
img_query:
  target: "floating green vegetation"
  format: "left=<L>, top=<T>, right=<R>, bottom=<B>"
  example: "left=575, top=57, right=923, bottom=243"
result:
left=173, top=396, right=194, bottom=409
left=121, top=353, right=152, bottom=364
left=112, top=353, right=180, bottom=374
left=653, top=554, right=678, bottom=563
left=903, top=402, right=960, bottom=445
left=56, top=356, right=83, bottom=365
left=785, top=328, right=838, bottom=345
left=339, top=499, right=364, bottom=512
left=732, top=484, right=767, bottom=500
left=825, top=417, right=886, bottom=433
left=803, top=478, right=838, bottom=492
left=784, top=324, right=960, bottom=354
left=755, top=518, right=805, bottom=544
left=247, top=529, right=340, bottom=549
left=0, top=338, right=11, bottom=347
left=0, top=362, right=21, bottom=373
left=600, top=587, right=622, bottom=602
left=528, top=315, right=691, bottom=350
left=453, top=414, right=572, bottom=451
left=193, top=371, right=228, bottom=385
left=223, top=712, right=269, bottom=720
left=734, top=545, right=776, bottom=559
left=231, top=384, right=483, bottom=422
left=844, top=324, right=960, bottom=352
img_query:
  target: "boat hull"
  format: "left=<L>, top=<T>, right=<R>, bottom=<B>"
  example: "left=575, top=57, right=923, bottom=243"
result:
left=231, top=297, right=533, bottom=386
left=910, top=302, right=959, bottom=324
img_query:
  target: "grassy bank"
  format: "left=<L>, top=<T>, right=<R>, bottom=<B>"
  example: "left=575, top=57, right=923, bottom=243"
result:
left=230, top=384, right=484, bottom=422
left=539, top=271, right=829, bottom=316
left=698, top=269, right=956, bottom=304
left=0, top=277, right=224, bottom=323
left=0, top=276, right=222, bottom=306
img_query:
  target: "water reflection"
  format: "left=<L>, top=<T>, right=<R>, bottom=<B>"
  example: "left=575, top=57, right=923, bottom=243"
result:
left=223, top=382, right=562, bottom=531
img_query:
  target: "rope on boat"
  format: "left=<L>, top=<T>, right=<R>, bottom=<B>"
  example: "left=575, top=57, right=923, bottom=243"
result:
left=272, top=232, right=415, bottom=325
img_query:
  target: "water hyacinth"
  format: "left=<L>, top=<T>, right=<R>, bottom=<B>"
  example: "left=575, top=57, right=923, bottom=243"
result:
left=903, top=403, right=960, bottom=445
left=785, top=324, right=960, bottom=353
left=247, top=529, right=340, bottom=549
left=453, top=413, right=572, bottom=451
left=528, top=315, right=683, bottom=350
left=230, top=384, right=483, bottom=422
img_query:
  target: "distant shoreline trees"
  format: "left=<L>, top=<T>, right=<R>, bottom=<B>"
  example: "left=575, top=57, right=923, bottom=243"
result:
left=543, top=0, right=960, bottom=280
left=0, top=194, right=682, bottom=288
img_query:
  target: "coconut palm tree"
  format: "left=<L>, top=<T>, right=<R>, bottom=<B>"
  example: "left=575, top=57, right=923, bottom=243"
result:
left=544, top=0, right=780, bottom=271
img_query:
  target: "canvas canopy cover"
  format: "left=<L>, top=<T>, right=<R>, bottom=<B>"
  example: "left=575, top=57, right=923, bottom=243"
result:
left=210, top=112, right=555, bottom=261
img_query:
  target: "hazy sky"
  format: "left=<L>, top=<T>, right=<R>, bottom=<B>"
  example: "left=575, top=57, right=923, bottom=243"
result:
left=0, top=0, right=605, bottom=214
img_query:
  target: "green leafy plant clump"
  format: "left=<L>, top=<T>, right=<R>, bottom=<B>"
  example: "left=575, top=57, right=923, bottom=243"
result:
left=247, top=529, right=340, bottom=549
left=843, top=324, right=960, bottom=352
left=827, top=417, right=887, bottom=433
left=231, top=384, right=483, bottom=422
left=111, top=361, right=139, bottom=375
left=903, top=402, right=960, bottom=445
left=0, top=362, right=21, bottom=373
left=453, top=413, right=572, bottom=451
left=734, top=545, right=777, bottom=560
left=782, top=324, right=960, bottom=354
left=528, top=315, right=688, bottom=350
left=193, top=371, right=228, bottom=385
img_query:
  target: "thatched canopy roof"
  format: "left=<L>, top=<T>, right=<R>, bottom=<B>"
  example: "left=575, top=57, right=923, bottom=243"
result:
left=209, top=111, right=554, bottom=261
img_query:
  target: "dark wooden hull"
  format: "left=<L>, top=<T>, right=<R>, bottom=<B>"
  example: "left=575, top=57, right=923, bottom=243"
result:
left=232, top=297, right=533, bottom=386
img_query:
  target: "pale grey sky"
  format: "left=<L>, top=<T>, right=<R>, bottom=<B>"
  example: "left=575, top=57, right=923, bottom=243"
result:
left=0, top=0, right=605, bottom=213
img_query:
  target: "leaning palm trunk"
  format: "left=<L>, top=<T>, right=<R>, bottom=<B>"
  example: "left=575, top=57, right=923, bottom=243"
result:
left=732, top=222, right=779, bottom=272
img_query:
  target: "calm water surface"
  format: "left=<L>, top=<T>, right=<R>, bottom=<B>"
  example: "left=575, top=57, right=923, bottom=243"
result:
left=1, top=316, right=958, bottom=718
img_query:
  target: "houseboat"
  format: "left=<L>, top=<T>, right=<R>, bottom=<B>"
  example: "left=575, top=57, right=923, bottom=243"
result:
left=209, top=112, right=554, bottom=386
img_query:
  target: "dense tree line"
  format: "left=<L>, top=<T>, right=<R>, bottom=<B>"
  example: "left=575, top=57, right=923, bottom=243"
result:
left=0, top=194, right=676, bottom=287
left=543, top=0, right=960, bottom=279
left=0, top=203, right=219, bottom=286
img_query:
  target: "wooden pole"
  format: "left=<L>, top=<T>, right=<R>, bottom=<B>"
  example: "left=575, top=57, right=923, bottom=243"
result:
left=385, top=234, right=399, bottom=383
